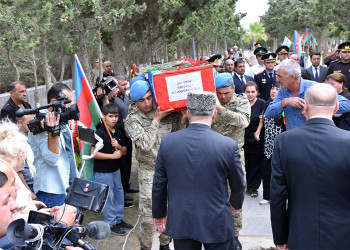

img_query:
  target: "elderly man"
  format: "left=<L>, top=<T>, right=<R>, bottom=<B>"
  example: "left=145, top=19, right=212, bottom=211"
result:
left=327, top=42, right=350, bottom=89
left=265, top=59, right=350, bottom=130
left=270, top=83, right=350, bottom=250
left=152, top=91, right=245, bottom=250
left=0, top=82, right=31, bottom=122
left=212, top=73, right=250, bottom=250
left=125, top=80, right=186, bottom=250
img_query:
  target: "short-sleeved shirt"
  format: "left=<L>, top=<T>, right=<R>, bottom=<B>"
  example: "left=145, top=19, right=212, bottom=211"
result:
left=94, top=125, right=125, bottom=173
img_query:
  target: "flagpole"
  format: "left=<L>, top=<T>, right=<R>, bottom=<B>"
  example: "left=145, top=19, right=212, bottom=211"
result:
left=101, top=117, right=119, bottom=152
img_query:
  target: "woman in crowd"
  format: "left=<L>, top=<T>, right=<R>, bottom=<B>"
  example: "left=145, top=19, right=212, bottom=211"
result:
left=260, top=83, right=285, bottom=205
left=0, top=120, right=76, bottom=224
left=326, top=73, right=350, bottom=131
left=243, top=81, right=265, bottom=198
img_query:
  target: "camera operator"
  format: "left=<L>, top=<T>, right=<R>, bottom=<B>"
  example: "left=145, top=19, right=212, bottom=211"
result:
left=28, top=83, right=78, bottom=208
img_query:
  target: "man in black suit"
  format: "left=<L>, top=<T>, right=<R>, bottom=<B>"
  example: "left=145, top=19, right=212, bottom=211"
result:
left=254, top=53, right=277, bottom=101
left=270, top=83, right=350, bottom=250
left=306, top=52, right=327, bottom=82
left=233, top=60, right=254, bottom=94
left=152, top=91, right=246, bottom=250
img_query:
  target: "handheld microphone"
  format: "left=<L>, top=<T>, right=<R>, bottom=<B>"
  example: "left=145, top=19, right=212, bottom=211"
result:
left=71, top=221, right=110, bottom=240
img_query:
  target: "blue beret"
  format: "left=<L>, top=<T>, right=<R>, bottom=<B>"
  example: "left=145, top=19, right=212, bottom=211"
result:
left=215, top=73, right=233, bottom=89
left=130, top=75, right=146, bottom=88
left=130, top=80, right=150, bottom=101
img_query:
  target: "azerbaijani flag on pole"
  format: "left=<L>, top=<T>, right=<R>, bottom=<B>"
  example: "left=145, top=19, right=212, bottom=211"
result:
left=282, top=36, right=292, bottom=47
left=294, top=31, right=302, bottom=56
left=74, top=54, right=103, bottom=180
left=303, top=28, right=313, bottom=51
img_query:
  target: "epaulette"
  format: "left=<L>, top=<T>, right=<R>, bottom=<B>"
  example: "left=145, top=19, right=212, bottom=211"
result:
left=256, top=71, right=264, bottom=76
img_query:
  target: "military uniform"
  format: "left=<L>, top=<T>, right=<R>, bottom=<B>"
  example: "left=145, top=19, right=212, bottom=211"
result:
left=91, top=68, right=99, bottom=87
left=125, top=103, right=182, bottom=250
left=212, top=93, right=250, bottom=237
left=254, top=70, right=276, bottom=101
left=326, top=60, right=350, bottom=89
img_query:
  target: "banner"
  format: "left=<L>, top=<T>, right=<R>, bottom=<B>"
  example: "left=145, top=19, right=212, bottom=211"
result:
left=294, top=31, right=302, bottom=56
left=282, top=36, right=292, bottom=47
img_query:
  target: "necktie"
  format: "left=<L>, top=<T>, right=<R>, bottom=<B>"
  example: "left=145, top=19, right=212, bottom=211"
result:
left=269, top=73, right=273, bottom=80
left=240, top=75, right=244, bottom=83
left=315, top=67, right=319, bottom=82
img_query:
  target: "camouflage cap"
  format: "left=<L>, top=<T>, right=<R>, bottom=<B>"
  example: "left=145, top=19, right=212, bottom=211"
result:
left=187, top=91, right=216, bottom=116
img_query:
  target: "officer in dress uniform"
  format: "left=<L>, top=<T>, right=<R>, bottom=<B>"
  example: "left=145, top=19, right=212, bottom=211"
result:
left=248, top=46, right=268, bottom=77
left=326, top=42, right=350, bottom=89
left=254, top=53, right=277, bottom=101
left=275, top=46, right=289, bottom=64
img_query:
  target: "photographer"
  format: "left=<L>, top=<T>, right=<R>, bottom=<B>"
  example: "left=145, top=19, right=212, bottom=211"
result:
left=28, top=83, right=78, bottom=207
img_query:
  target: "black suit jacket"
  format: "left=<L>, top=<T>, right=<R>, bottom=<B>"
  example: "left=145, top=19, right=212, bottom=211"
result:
left=152, top=123, right=245, bottom=243
left=306, top=65, right=327, bottom=83
left=270, top=118, right=350, bottom=249
left=233, top=74, right=254, bottom=94
left=254, top=70, right=276, bottom=101
left=0, top=97, right=31, bottom=123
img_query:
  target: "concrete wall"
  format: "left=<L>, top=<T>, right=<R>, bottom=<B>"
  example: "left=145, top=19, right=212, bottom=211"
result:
left=0, top=80, right=73, bottom=109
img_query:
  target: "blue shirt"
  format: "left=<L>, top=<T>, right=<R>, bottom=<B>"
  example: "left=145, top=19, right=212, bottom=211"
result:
left=265, top=78, right=350, bottom=130
left=28, top=123, right=78, bottom=195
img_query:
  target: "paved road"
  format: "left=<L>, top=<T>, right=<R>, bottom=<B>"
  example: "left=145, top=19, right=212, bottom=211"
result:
left=151, top=185, right=275, bottom=250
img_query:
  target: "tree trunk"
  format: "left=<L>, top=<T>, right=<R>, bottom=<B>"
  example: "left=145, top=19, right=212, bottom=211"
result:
left=97, top=28, right=103, bottom=82
left=40, top=33, right=53, bottom=91
left=147, top=20, right=153, bottom=64
left=78, top=17, right=91, bottom=84
left=164, top=40, right=168, bottom=63
left=31, top=50, right=39, bottom=106
left=59, top=44, right=65, bottom=82
left=5, top=41, right=20, bottom=81
left=112, top=30, right=126, bottom=74
left=177, top=42, right=182, bottom=60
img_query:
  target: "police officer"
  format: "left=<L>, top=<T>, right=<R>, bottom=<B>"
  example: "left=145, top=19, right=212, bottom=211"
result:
left=326, top=42, right=350, bottom=89
left=212, top=73, right=251, bottom=250
left=275, top=45, right=289, bottom=63
left=248, top=46, right=268, bottom=77
left=124, top=80, right=186, bottom=250
left=254, top=53, right=277, bottom=101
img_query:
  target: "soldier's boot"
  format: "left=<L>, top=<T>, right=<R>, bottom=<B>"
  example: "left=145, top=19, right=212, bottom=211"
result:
left=159, top=243, right=170, bottom=250
left=234, top=236, right=242, bottom=250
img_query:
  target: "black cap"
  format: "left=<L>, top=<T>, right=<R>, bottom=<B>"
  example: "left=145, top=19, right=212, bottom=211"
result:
left=262, top=53, right=277, bottom=62
left=207, top=54, right=222, bottom=63
left=338, top=42, right=350, bottom=52
left=228, top=48, right=234, bottom=53
left=276, top=46, right=290, bottom=55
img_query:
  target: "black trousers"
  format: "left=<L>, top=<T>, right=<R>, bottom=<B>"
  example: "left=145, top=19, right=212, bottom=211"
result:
left=120, top=136, right=133, bottom=192
left=262, top=156, right=272, bottom=200
left=173, top=238, right=235, bottom=250
left=244, top=151, right=264, bottom=190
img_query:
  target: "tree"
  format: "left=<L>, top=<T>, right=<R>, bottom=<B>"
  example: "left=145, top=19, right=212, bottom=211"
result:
left=242, top=22, right=268, bottom=48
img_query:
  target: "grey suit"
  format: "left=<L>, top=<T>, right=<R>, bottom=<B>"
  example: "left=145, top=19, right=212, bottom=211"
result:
left=306, top=65, right=327, bottom=82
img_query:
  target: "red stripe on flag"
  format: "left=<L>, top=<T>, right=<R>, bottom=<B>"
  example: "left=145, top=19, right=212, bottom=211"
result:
left=77, top=78, right=93, bottom=129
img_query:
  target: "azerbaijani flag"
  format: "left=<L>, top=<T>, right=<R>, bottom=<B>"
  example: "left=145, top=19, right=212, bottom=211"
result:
left=282, top=36, right=292, bottom=47
left=74, top=54, right=103, bottom=180
left=294, top=31, right=302, bottom=56
left=303, top=28, right=313, bottom=51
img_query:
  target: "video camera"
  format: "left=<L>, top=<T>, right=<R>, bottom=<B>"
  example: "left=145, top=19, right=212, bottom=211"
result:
left=7, top=178, right=110, bottom=250
left=15, top=92, right=80, bottom=136
left=93, top=76, right=118, bottom=102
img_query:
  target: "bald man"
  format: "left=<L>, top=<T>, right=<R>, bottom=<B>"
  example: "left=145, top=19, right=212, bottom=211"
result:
left=102, top=61, right=115, bottom=78
left=225, top=59, right=235, bottom=75
left=270, top=83, right=350, bottom=250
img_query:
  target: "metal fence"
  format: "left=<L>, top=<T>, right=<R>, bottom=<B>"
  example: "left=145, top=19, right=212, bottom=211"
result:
left=0, top=80, right=73, bottom=109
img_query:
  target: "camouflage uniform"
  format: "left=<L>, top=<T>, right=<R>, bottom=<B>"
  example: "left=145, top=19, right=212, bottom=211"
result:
left=91, top=68, right=99, bottom=87
left=212, top=92, right=250, bottom=237
left=125, top=103, right=182, bottom=250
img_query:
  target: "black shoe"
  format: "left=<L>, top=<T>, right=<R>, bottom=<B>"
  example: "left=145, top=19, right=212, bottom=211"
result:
left=234, top=236, right=242, bottom=250
left=117, top=220, right=133, bottom=229
left=159, top=244, right=170, bottom=250
left=124, top=202, right=134, bottom=208
left=110, top=224, right=126, bottom=236
left=124, top=194, right=134, bottom=201
left=127, top=187, right=139, bottom=193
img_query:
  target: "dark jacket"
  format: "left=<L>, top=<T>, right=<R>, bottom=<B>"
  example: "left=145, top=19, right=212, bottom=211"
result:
left=271, top=118, right=350, bottom=249
left=152, top=123, right=245, bottom=243
left=0, top=97, right=31, bottom=122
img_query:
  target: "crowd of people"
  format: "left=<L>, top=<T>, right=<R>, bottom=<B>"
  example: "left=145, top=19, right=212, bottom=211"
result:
left=0, top=40, right=350, bottom=250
